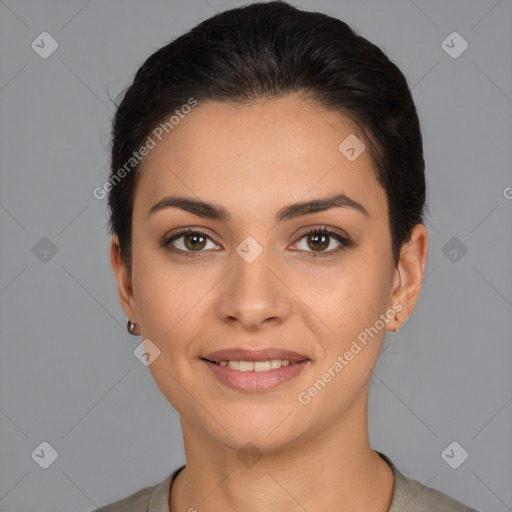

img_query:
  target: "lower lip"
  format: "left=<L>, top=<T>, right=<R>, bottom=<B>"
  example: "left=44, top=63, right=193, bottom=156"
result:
left=201, top=359, right=310, bottom=392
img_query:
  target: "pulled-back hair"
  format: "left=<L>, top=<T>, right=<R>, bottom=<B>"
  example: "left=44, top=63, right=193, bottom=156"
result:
left=107, top=0, right=426, bottom=272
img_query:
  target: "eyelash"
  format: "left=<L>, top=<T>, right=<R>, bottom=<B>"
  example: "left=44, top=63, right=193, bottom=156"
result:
left=161, top=226, right=353, bottom=260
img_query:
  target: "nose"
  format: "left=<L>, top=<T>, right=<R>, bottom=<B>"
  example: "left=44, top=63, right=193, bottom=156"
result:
left=216, top=245, right=292, bottom=331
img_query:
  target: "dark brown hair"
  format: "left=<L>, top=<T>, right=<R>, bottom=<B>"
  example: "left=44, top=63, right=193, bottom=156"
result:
left=107, top=0, right=426, bottom=272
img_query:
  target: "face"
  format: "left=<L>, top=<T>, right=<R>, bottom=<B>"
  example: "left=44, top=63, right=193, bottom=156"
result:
left=111, top=96, right=426, bottom=454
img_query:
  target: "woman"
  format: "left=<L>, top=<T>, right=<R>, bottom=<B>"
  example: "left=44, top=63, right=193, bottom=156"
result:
left=96, top=1, right=479, bottom=510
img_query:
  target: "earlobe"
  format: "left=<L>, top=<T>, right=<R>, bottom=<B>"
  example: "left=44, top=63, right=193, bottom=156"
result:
left=386, top=223, right=428, bottom=332
left=110, top=235, right=137, bottom=323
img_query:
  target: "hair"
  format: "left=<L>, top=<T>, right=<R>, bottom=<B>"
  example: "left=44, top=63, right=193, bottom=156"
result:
left=107, top=0, right=426, bottom=273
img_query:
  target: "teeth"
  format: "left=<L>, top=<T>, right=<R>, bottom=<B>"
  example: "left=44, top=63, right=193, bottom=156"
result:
left=227, top=361, right=240, bottom=370
left=254, top=361, right=271, bottom=372
left=219, top=359, right=292, bottom=371
left=239, top=361, right=253, bottom=372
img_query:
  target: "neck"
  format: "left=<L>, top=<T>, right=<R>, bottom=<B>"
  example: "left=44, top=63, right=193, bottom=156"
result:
left=170, top=386, right=394, bottom=512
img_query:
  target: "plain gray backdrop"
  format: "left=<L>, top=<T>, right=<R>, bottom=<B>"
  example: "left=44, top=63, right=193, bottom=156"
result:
left=1, top=1, right=511, bottom=511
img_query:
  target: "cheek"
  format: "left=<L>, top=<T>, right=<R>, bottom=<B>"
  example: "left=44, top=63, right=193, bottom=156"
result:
left=134, top=269, right=201, bottom=344
left=131, top=256, right=209, bottom=410
left=291, top=247, right=392, bottom=337
left=131, top=242, right=196, bottom=346
left=305, top=251, right=393, bottom=391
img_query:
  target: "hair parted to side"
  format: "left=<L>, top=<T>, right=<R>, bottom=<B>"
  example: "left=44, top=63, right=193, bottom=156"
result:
left=107, top=0, right=426, bottom=274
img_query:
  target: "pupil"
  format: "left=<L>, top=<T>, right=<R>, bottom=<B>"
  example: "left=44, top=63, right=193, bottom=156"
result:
left=185, top=234, right=206, bottom=250
left=310, top=233, right=328, bottom=251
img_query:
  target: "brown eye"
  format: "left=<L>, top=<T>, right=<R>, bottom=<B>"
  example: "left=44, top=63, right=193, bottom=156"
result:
left=182, top=232, right=207, bottom=251
left=306, top=232, right=330, bottom=251
left=162, top=229, right=219, bottom=255
left=294, top=227, right=353, bottom=258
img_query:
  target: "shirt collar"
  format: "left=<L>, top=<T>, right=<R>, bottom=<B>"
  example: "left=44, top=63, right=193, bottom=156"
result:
left=149, top=454, right=408, bottom=512
left=148, top=464, right=185, bottom=512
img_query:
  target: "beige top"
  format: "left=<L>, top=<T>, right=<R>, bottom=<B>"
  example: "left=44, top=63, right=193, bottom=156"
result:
left=93, top=452, right=478, bottom=511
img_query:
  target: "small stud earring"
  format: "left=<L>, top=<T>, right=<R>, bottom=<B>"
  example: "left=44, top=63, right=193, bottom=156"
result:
left=127, top=320, right=140, bottom=336
left=391, top=314, right=409, bottom=332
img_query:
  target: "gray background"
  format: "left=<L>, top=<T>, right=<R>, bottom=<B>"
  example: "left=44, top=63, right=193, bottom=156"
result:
left=0, top=0, right=511, bottom=511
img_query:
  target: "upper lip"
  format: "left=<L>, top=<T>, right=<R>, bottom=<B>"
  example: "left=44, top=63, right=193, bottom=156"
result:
left=202, top=348, right=310, bottom=363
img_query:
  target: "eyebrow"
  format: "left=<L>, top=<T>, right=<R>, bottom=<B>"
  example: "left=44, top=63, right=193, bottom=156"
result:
left=147, top=192, right=369, bottom=223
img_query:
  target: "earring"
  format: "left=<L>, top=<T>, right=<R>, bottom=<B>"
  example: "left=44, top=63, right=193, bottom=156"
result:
left=392, top=314, right=409, bottom=332
left=127, top=320, right=140, bottom=336
left=390, top=313, right=401, bottom=332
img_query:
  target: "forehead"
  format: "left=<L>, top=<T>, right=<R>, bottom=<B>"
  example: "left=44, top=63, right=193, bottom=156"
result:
left=133, top=97, right=387, bottom=220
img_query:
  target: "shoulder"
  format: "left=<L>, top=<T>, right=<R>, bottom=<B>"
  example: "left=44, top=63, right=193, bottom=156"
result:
left=91, top=466, right=183, bottom=512
left=92, top=479, right=165, bottom=512
left=378, top=452, right=479, bottom=512
left=92, top=483, right=155, bottom=512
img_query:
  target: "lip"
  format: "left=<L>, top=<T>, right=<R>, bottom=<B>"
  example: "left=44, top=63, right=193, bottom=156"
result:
left=200, top=347, right=311, bottom=392
left=202, top=359, right=310, bottom=392
left=202, top=348, right=309, bottom=364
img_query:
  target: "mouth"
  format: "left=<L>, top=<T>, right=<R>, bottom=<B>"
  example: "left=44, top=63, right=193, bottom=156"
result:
left=200, top=358, right=306, bottom=371
left=200, top=348, right=311, bottom=391
left=202, top=348, right=309, bottom=365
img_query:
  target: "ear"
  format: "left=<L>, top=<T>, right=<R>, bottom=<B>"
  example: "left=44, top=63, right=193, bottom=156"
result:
left=386, top=223, right=428, bottom=331
left=110, top=235, right=138, bottom=323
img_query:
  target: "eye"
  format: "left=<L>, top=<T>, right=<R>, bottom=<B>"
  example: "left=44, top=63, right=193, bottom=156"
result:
left=161, top=226, right=353, bottom=259
left=292, top=226, right=353, bottom=259
left=161, top=228, right=220, bottom=257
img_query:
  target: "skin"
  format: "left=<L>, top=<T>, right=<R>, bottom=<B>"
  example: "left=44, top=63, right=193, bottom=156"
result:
left=110, top=96, right=428, bottom=512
